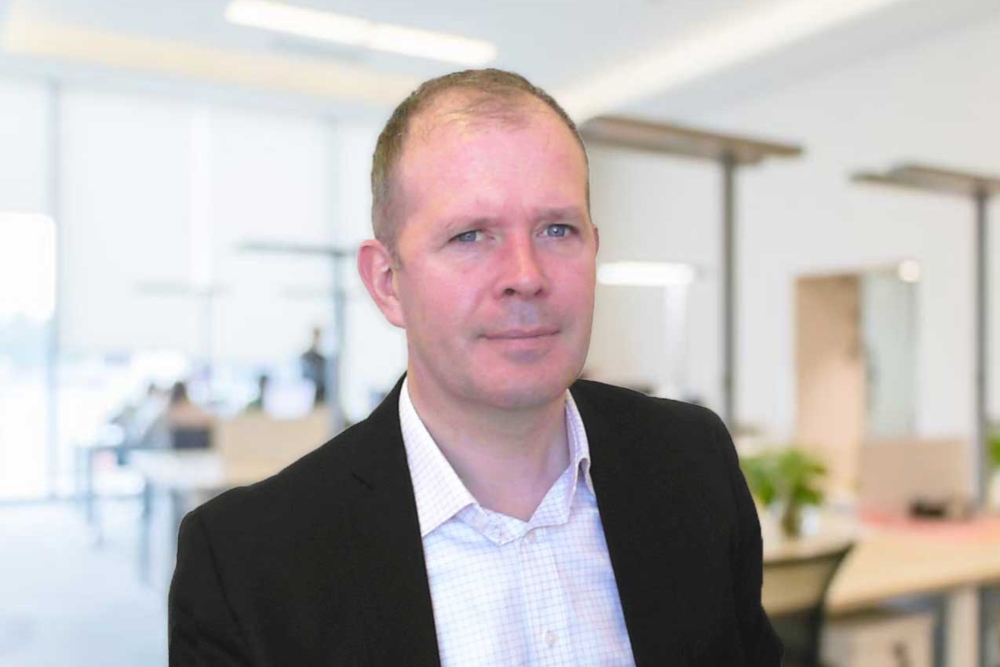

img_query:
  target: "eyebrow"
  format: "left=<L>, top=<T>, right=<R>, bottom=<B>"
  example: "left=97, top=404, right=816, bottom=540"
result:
left=437, top=206, right=587, bottom=234
left=439, top=216, right=497, bottom=235
left=533, top=206, right=587, bottom=223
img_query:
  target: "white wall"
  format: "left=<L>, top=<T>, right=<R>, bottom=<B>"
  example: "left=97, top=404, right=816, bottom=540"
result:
left=587, top=150, right=723, bottom=407
left=0, top=78, right=49, bottom=213
left=57, top=87, right=336, bottom=364
left=588, top=10, right=1000, bottom=440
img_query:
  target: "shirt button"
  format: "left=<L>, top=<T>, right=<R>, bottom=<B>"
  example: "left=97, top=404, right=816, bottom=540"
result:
left=543, top=630, right=558, bottom=647
left=524, top=531, right=536, bottom=545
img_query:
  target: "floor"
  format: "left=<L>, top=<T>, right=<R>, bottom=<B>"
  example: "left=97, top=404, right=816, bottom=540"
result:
left=0, top=500, right=168, bottom=666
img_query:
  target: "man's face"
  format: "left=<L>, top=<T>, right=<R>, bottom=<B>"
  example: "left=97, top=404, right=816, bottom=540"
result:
left=388, top=101, right=597, bottom=413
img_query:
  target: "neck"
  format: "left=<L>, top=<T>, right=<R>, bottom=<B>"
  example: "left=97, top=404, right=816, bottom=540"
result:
left=406, top=376, right=571, bottom=521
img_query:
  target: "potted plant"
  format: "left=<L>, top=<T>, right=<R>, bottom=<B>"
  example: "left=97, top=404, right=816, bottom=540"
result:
left=989, top=431, right=1000, bottom=510
left=740, top=447, right=827, bottom=538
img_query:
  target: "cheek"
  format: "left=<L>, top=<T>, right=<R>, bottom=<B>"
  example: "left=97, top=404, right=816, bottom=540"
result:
left=557, top=265, right=597, bottom=309
left=404, top=271, right=478, bottom=330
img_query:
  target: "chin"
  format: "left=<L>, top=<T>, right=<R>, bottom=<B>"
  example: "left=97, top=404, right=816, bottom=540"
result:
left=479, top=369, right=579, bottom=411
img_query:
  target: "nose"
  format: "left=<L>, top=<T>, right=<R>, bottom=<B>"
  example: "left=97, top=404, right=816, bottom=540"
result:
left=498, top=236, right=546, bottom=298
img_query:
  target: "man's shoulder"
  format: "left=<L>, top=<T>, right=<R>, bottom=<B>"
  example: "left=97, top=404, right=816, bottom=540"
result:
left=570, top=379, right=733, bottom=474
left=186, top=414, right=377, bottom=538
left=570, top=379, right=723, bottom=432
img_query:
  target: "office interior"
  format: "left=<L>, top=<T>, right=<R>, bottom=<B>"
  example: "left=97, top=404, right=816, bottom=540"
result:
left=2, top=0, right=1000, bottom=664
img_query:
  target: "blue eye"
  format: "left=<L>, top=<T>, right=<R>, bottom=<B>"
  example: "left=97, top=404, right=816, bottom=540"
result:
left=545, top=224, right=571, bottom=238
left=454, top=230, right=482, bottom=243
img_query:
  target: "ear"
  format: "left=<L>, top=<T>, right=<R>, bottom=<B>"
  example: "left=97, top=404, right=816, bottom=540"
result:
left=592, top=224, right=600, bottom=254
left=357, top=240, right=406, bottom=329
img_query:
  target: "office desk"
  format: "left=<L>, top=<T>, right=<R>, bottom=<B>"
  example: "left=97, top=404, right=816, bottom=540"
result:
left=75, top=427, right=158, bottom=544
left=828, top=519, right=1000, bottom=613
left=766, top=513, right=1000, bottom=666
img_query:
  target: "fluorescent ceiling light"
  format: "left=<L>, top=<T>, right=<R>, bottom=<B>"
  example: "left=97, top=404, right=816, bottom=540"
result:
left=598, top=261, right=696, bottom=288
left=368, top=23, right=494, bottom=64
left=558, top=0, right=916, bottom=120
left=225, top=0, right=497, bottom=66
left=225, top=1, right=370, bottom=46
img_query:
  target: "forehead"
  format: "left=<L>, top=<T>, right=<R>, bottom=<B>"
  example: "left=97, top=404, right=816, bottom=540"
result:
left=409, top=90, right=546, bottom=140
left=396, top=95, right=587, bottom=195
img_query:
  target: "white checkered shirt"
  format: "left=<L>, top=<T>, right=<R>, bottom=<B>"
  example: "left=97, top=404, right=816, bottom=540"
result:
left=399, top=380, right=636, bottom=667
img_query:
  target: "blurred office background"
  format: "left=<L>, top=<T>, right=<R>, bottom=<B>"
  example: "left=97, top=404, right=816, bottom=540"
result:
left=2, top=0, right=1000, bottom=665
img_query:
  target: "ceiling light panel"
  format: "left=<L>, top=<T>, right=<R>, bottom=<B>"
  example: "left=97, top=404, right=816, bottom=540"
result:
left=225, top=0, right=496, bottom=66
left=226, top=0, right=370, bottom=46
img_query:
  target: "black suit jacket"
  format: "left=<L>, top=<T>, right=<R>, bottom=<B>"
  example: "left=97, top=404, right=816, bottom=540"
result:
left=169, top=379, right=782, bottom=666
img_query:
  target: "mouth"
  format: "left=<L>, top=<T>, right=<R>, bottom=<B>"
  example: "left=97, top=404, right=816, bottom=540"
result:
left=483, top=327, right=560, bottom=341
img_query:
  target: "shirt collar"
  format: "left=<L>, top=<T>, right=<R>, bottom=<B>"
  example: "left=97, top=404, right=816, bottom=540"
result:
left=565, top=390, right=595, bottom=497
left=399, top=379, right=594, bottom=538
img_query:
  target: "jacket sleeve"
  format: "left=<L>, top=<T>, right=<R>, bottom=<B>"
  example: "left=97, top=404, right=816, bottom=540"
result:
left=169, top=509, right=254, bottom=667
left=713, top=414, right=784, bottom=667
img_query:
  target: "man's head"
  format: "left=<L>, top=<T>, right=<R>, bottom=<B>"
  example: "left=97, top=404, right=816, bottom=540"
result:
left=359, top=69, right=598, bottom=415
left=371, top=69, right=589, bottom=257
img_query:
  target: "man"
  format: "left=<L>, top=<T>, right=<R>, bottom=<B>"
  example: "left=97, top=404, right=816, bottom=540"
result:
left=300, top=326, right=328, bottom=405
left=169, top=69, right=781, bottom=666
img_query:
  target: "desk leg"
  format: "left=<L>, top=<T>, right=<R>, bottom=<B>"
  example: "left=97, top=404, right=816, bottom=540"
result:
left=89, top=448, right=107, bottom=547
left=139, top=479, right=152, bottom=585
left=946, top=586, right=979, bottom=667
left=982, top=585, right=1000, bottom=667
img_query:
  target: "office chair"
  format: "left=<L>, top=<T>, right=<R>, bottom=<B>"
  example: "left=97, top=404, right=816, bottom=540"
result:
left=762, top=542, right=854, bottom=667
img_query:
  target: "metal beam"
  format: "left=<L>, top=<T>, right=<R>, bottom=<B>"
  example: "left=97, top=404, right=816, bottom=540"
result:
left=975, top=189, right=989, bottom=506
left=580, top=116, right=802, bottom=165
left=722, top=154, right=737, bottom=427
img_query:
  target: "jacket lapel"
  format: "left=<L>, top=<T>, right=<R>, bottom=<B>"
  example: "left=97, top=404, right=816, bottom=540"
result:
left=572, top=383, right=701, bottom=665
left=344, top=381, right=442, bottom=667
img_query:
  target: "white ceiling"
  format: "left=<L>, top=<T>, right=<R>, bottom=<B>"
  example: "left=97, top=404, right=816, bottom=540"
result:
left=8, top=0, right=778, bottom=86
left=1, top=0, right=998, bottom=122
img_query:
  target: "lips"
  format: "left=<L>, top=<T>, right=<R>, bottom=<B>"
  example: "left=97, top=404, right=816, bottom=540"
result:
left=483, top=327, right=559, bottom=340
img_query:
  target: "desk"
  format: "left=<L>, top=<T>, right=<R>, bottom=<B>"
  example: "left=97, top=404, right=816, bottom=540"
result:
left=766, top=513, right=1000, bottom=666
left=834, top=519, right=1000, bottom=667
left=828, top=520, right=1000, bottom=613
left=75, top=426, right=156, bottom=544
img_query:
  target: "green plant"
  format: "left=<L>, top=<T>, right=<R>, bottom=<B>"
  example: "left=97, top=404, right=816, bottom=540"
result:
left=989, top=432, right=1000, bottom=470
left=740, top=448, right=827, bottom=537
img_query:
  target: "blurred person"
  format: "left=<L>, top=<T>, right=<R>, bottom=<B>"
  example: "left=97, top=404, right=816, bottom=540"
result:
left=299, top=326, right=328, bottom=406
left=169, top=69, right=780, bottom=666
left=245, top=373, right=270, bottom=413
left=140, top=380, right=213, bottom=449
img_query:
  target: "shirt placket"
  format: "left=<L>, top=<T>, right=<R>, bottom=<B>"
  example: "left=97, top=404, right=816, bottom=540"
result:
left=518, top=525, right=575, bottom=666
